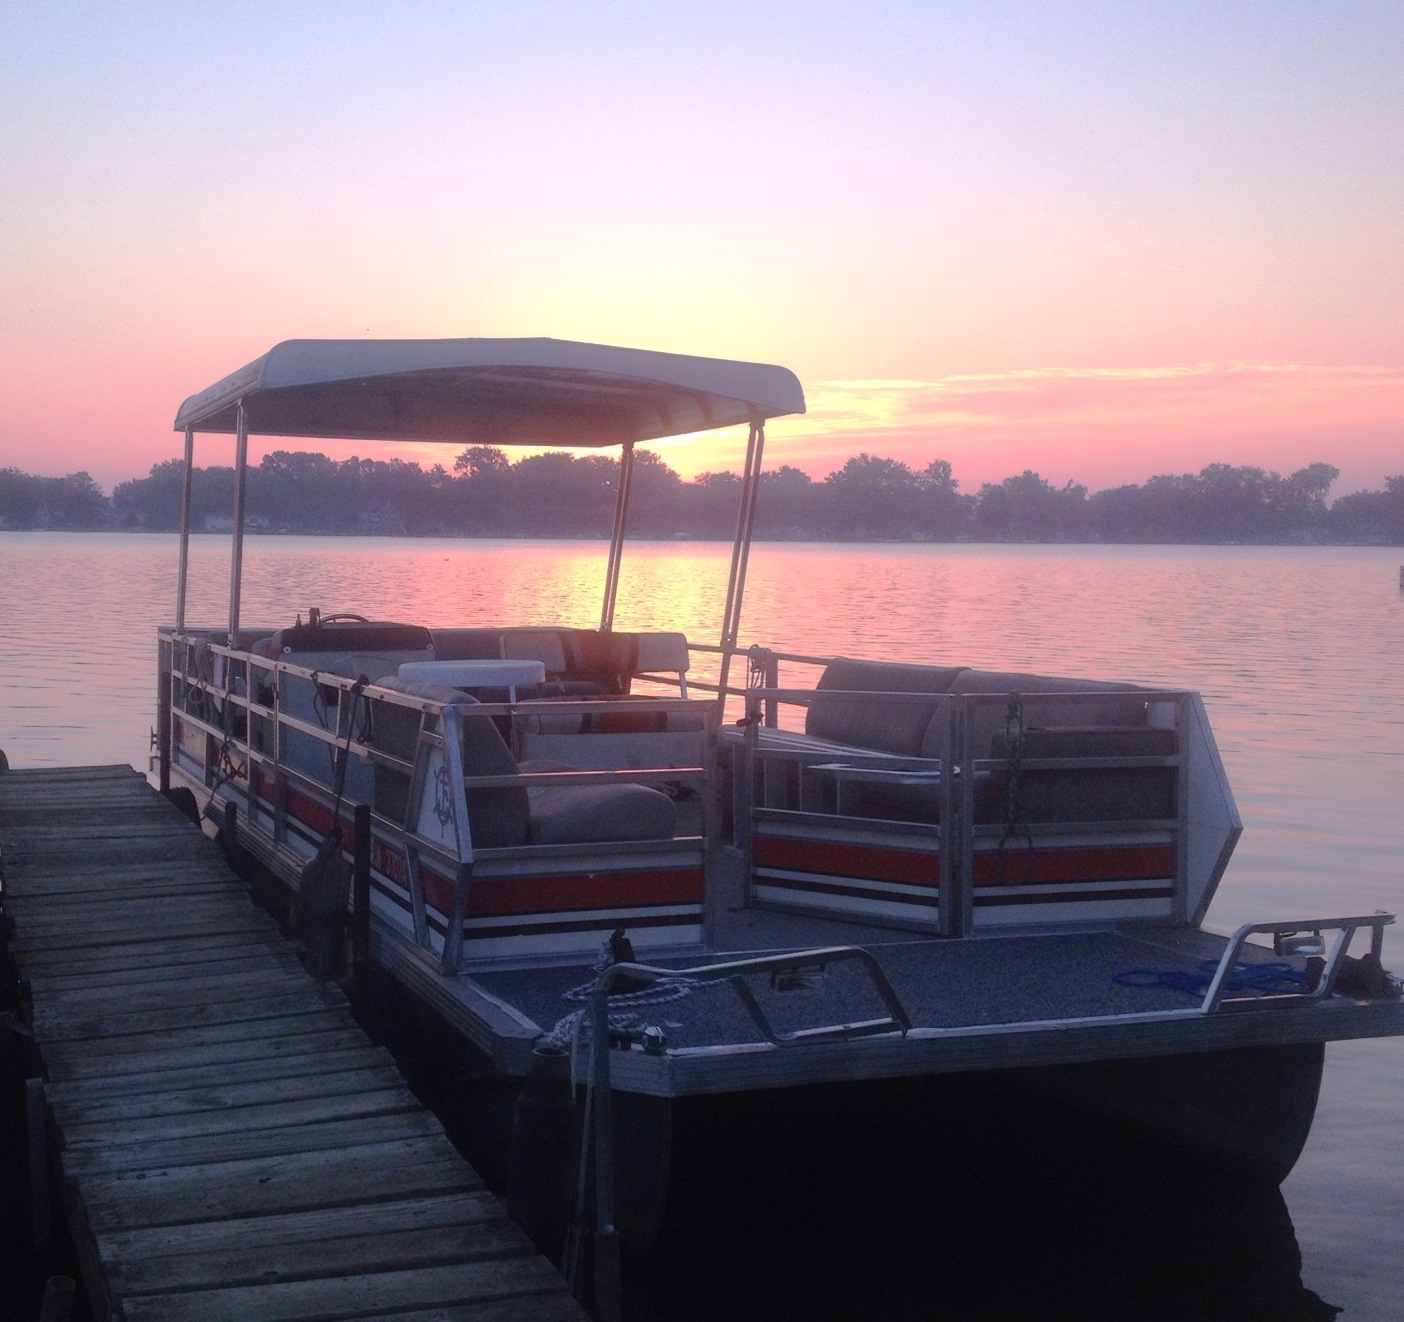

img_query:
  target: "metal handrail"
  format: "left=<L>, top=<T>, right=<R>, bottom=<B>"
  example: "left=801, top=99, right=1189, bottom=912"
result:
left=1201, top=914, right=1396, bottom=1013
left=728, top=684, right=1202, bottom=936
left=161, top=633, right=714, bottom=969
left=591, top=944, right=912, bottom=1046
left=165, top=639, right=707, bottom=781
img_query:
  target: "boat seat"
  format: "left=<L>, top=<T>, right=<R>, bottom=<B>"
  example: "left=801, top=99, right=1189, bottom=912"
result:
left=369, top=676, right=676, bottom=848
left=261, top=618, right=438, bottom=717
left=734, top=659, right=1162, bottom=826
left=497, top=629, right=702, bottom=769
left=502, top=627, right=691, bottom=697
left=429, top=628, right=510, bottom=662
left=429, top=627, right=694, bottom=709
left=268, top=618, right=436, bottom=661
left=510, top=629, right=700, bottom=737
left=979, top=725, right=1177, bottom=824
left=806, top=657, right=966, bottom=756
left=941, top=669, right=1151, bottom=763
left=718, top=658, right=957, bottom=822
left=246, top=627, right=435, bottom=806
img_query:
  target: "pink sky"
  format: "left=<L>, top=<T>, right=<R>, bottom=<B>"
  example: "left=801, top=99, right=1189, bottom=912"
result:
left=3, top=5, right=1401, bottom=500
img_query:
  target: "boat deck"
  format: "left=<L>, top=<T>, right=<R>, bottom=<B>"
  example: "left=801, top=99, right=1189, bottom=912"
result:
left=473, top=924, right=1239, bottom=1049
left=469, top=900, right=1404, bottom=1098
left=0, top=764, right=587, bottom=1322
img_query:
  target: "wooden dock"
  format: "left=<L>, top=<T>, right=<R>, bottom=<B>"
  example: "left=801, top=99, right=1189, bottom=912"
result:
left=0, top=764, right=588, bottom=1322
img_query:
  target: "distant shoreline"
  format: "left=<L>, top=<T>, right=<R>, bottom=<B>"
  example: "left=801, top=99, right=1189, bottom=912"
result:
left=4, top=527, right=1398, bottom=548
left=6, top=455, right=1400, bottom=543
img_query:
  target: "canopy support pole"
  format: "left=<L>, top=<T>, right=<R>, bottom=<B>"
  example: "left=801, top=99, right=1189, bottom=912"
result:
left=228, top=401, right=249, bottom=648
left=716, top=418, right=765, bottom=704
left=601, top=440, right=636, bottom=632
left=175, top=426, right=194, bottom=632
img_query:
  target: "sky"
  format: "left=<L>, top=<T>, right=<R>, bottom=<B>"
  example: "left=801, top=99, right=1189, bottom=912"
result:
left=2, top=1, right=1401, bottom=499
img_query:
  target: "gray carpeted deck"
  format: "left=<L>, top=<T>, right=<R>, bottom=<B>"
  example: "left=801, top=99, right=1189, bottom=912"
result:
left=470, top=925, right=1284, bottom=1050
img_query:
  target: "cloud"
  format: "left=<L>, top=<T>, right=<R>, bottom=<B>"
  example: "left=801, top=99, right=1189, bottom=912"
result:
left=768, top=362, right=1404, bottom=492
left=804, top=362, right=1401, bottom=431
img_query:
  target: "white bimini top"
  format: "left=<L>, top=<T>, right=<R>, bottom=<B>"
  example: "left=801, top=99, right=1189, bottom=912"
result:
left=173, top=337, right=806, bottom=447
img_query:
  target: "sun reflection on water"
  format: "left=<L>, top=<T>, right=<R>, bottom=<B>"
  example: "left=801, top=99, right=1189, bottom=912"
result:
left=2, top=532, right=1402, bottom=1315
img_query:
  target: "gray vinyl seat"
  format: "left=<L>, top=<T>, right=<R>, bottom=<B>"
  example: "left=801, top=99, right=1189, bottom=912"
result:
left=371, top=676, right=676, bottom=848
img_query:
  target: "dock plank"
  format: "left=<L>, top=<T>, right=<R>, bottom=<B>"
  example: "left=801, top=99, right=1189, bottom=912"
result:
left=41, top=1019, right=364, bottom=1079
left=49, top=1062, right=415, bottom=1127
left=55, top=1085, right=428, bottom=1147
left=79, top=1135, right=484, bottom=1229
left=352, top=1302, right=588, bottom=1322
left=30, top=964, right=316, bottom=1013
left=13, top=928, right=292, bottom=975
left=108, top=1211, right=532, bottom=1296
left=36, top=1008, right=356, bottom=1065
left=63, top=1108, right=449, bottom=1175
left=27, top=946, right=311, bottom=995
left=100, top=1190, right=510, bottom=1261
left=0, top=764, right=587, bottom=1321
left=12, top=894, right=273, bottom=932
left=47, top=1042, right=394, bottom=1099
left=33, top=984, right=352, bottom=1040
left=3, top=861, right=241, bottom=894
left=118, top=1257, right=570, bottom=1322
left=11, top=913, right=288, bottom=957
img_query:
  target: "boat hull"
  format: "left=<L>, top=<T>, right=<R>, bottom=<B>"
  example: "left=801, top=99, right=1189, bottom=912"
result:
left=507, top=1045, right=1328, bottom=1259
left=1006, top=1040, right=1325, bottom=1183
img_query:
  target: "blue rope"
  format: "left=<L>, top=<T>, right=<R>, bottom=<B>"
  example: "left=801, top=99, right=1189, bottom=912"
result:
left=1114, top=959, right=1308, bottom=997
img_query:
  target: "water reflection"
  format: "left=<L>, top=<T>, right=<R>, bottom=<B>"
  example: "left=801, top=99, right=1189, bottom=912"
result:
left=633, top=1076, right=1341, bottom=1322
left=4, top=532, right=1399, bottom=921
left=1, top=534, right=1399, bottom=1314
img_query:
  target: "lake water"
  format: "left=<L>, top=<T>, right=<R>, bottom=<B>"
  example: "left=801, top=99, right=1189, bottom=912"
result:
left=2, top=532, right=1402, bottom=1319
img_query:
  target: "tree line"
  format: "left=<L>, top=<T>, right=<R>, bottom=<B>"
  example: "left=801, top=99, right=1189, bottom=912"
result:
left=3, top=449, right=1403, bottom=544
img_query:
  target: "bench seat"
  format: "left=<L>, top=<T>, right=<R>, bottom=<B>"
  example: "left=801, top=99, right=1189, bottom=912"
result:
left=741, top=658, right=1163, bottom=826
left=369, top=676, right=677, bottom=849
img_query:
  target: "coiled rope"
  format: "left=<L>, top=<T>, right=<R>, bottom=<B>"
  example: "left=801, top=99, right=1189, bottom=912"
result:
left=1114, top=959, right=1308, bottom=997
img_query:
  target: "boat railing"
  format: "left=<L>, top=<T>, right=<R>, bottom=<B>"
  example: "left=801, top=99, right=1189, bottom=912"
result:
left=591, top=945, right=913, bottom=1048
left=727, top=682, right=1203, bottom=936
left=161, top=625, right=706, bottom=801
left=1202, top=914, right=1397, bottom=1012
left=473, top=637, right=829, bottom=726
left=158, top=628, right=710, bottom=967
left=159, top=632, right=473, bottom=881
left=688, top=640, right=830, bottom=726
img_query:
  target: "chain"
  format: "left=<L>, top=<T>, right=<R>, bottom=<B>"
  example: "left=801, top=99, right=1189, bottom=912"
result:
left=994, top=691, right=1034, bottom=884
left=209, top=737, right=246, bottom=794
left=746, top=644, right=773, bottom=690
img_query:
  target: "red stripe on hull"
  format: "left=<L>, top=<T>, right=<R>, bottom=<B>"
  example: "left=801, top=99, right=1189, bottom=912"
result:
left=753, top=835, right=938, bottom=887
left=463, top=910, right=700, bottom=940
left=372, top=847, right=702, bottom=921
left=258, top=784, right=703, bottom=918
left=756, top=833, right=1171, bottom=891
left=267, top=783, right=345, bottom=839
left=975, top=885, right=1173, bottom=907
left=973, top=844, right=1174, bottom=887
left=756, top=875, right=936, bottom=906
left=467, top=869, right=704, bottom=918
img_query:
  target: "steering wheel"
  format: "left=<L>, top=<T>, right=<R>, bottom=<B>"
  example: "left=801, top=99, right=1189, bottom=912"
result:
left=317, top=612, right=371, bottom=624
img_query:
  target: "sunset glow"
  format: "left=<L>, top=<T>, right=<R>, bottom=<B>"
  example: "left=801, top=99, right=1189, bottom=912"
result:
left=3, top=4, right=1400, bottom=500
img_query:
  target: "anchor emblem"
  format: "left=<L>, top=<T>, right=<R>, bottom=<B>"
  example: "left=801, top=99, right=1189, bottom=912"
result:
left=433, top=762, right=455, bottom=831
